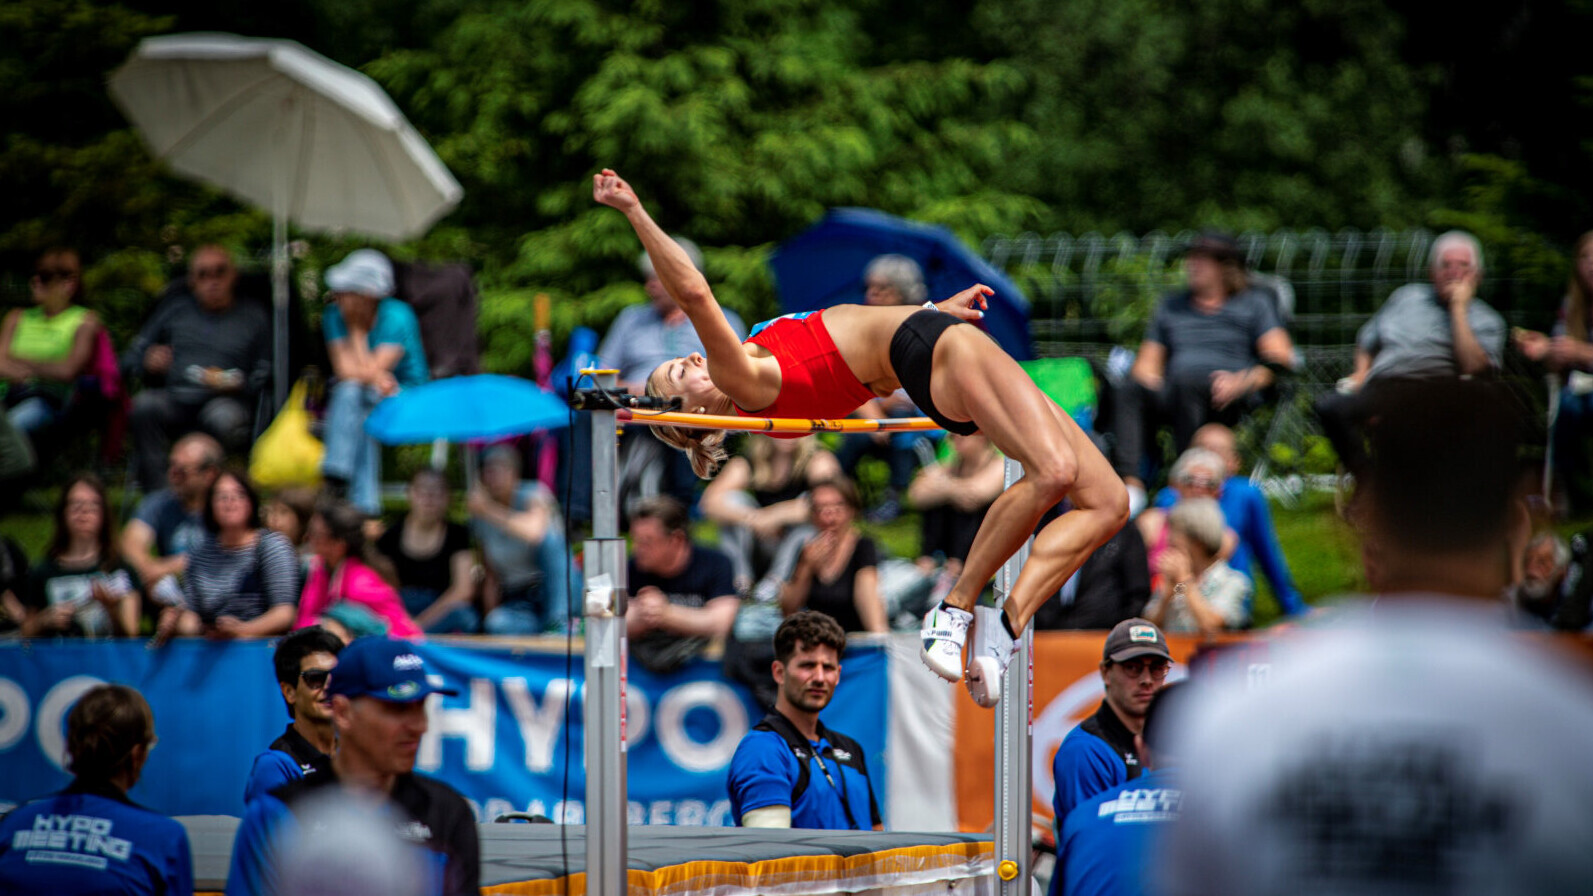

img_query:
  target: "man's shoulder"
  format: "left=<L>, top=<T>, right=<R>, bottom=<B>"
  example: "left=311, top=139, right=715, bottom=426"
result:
left=1383, top=282, right=1433, bottom=308
left=688, top=543, right=735, bottom=573
left=1057, top=717, right=1116, bottom=760
left=733, top=726, right=798, bottom=765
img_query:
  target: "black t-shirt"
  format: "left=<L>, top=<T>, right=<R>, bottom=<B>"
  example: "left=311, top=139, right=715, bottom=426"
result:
left=803, top=535, right=878, bottom=633
left=627, top=544, right=737, bottom=673
left=24, top=556, right=141, bottom=637
left=272, top=769, right=480, bottom=896
left=378, top=518, right=473, bottom=594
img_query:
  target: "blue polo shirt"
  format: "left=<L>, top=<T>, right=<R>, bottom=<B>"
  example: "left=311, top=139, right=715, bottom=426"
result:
left=728, top=728, right=876, bottom=830
left=1057, top=769, right=1181, bottom=896
left=0, top=779, right=193, bottom=896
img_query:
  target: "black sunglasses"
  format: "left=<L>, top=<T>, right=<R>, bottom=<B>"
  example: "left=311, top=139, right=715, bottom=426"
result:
left=300, top=668, right=333, bottom=689
left=34, top=269, right=78, bottom=284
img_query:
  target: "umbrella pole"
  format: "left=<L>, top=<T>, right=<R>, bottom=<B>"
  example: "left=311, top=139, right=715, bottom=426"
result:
left=272, top=213, right=290, bottom=412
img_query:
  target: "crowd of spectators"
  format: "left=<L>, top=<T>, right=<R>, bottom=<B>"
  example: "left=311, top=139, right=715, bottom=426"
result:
left=6, top=225, right=1593, bottom=657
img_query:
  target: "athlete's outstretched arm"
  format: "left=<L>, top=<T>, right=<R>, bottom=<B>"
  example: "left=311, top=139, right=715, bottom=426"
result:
left=593, top=169, right=754, bottom=381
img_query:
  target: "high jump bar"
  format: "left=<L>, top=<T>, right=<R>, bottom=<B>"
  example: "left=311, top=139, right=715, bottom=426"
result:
left=619, top=410, right=945, bottom=434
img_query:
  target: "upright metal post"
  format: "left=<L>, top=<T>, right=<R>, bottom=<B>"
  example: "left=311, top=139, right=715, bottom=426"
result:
left=582, top=370, right=627, bottom=896
left=993, top=457, right=1033, bottom=892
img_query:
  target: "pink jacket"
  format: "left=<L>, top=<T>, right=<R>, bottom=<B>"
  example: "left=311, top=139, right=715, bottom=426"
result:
left=295, top=557, right=423, bottom=639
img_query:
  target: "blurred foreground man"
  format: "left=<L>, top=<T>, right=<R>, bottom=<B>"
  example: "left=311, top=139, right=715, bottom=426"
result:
left=227, top=637, right=479, bottom=896
left=1162, top=379, right=1593, bottom=896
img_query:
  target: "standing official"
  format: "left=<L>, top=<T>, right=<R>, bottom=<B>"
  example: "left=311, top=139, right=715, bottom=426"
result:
left=243, top=626, right=343, bottom=804
left=1057, top=683, right=1186, bottom=896
left=1052, top=618, right=1172, bottom=828
left=226, top=637, right=479, bottom=896
left=727, top=612, right=880, bottom=830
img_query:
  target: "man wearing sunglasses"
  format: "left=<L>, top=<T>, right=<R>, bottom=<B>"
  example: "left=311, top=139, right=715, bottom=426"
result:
left=123, top=244, right=271, bottom=491
left=1051, top=618, right=1173, bottom=834
left=242, top=626, right=343, bottom=805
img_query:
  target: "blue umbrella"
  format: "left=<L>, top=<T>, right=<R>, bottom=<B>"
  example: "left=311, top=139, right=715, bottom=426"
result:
left=768, top=208, right=1034, bottom=360
left=364, top=374, right=569, bottom=444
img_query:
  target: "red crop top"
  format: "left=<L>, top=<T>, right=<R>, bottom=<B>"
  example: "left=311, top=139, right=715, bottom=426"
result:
left=736, top=310, right=876, bottom=430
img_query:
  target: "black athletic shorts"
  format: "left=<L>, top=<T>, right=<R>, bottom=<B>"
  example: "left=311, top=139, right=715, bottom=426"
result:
left=888, top=310, right=979, bottom=436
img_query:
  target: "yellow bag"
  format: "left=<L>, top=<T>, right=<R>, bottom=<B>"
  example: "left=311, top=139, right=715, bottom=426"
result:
left=250, top=379, right=324, bottom=489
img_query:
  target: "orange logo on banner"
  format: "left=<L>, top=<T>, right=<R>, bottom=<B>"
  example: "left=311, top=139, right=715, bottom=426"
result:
left=951, top=631, right=1252, bottom=834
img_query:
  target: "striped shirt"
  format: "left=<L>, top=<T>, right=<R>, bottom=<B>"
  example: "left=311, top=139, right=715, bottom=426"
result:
left=182, top=530, right=300, bottom=623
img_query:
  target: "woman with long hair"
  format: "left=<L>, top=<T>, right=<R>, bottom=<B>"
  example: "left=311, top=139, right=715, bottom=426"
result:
left=297, top=497, right=422, bottom=639
left=0, top=684, right=193, bottom=894
left=376, top=468, right=479, bottom=633
left=19, top=473, right=140, bottom=637
left=700, top=434, right=841, bottom=591
left=156, top=469, right=300, bottom=641
left=776, top=477, right=888, bottom=633
left=1515, top=230, right=1593, bottom=513
left=595, top=169, right=1128, bottom=707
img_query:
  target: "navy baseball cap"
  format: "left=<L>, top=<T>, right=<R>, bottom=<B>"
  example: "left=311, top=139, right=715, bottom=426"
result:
left=327, top=637, right=458, bottom=703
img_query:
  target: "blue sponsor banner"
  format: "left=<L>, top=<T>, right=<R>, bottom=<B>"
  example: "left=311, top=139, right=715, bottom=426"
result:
left=0, top=638, right=888, bottom=825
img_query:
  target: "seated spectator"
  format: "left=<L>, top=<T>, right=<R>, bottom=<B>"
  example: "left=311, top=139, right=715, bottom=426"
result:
left=469, top=444, right=579, bottom=635
left=1113, top=231, right=1295, bottom=511
left=1510, top=531, right=1574, bottom=628
left=122, top=245, right=270, bottom=492
left=297, top=498, right=422, bottom=640
left=601, top=235, right=746, bottom=513
left=1515, top=230, right=1593, bottom=513
left=1031, top=505, right=1152, bottom=630
left=377, top=469, right=478, bottom=634
left=625, top=495, right=739, bottom=673
left=19, top=474, right=141, bottom=637
left=1152, top=423, right=1307, bottom=617
left=0, top=247, right=101, bottom=441
left=775, top=477, right=886, bottom=634
left=1142, top=497, right=1251, bottom=634
left=907, top=430, right=1004, bottom=589
left=0, top=535, right=29, bottom=635
left=1137, top=448, right=1238, bottom=588
left=701, top=434, right=841, bottom=592
left=320, top=249, right=429, bottom=515
left=1316, top=230, right=1506, bottom=473
left=153, top=469, right=299, bottom=641
left=263, top=485, right=316, bottom=555
left=121, top=432, right=221, bottom=612
left=835, top=254, right=939, bottom=522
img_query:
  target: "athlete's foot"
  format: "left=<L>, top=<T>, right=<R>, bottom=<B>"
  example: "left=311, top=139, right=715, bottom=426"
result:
left=965, top=605, right=1017, bottom=708
left=920, top=602, right=973, bottom=682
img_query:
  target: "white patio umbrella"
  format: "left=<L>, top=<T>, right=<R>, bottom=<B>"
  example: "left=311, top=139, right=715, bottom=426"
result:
left=107, top=32, right=465, bottom=407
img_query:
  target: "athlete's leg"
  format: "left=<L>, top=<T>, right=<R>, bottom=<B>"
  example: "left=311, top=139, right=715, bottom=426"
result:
left=932, top=341, right=1129, bottom=631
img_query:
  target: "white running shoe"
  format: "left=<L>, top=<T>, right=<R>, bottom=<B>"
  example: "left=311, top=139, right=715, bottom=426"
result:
left=966, top=605, right=1017, bottom=708
left=920, top=603, right=973, bottom=682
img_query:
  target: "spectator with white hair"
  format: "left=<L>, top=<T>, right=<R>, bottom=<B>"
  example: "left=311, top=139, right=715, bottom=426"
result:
left=1510, top=530, right=1575, bottom=627
left=1136, top=447, right=1238, bottom=593
left=839, top=253, right=938, bottom=521
left=1316, top=229, right=1507, bottom=472
left=1141, top=496, right=1251, bottom=634
left=320, top=249, right=429, bottom=516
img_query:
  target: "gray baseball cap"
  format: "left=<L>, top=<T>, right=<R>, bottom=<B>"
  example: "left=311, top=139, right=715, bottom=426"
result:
left=1103, top=617, right=1172, bottom=663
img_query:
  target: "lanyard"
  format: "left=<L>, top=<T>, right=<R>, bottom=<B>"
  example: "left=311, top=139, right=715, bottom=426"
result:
left=811, top=746, right=861, bottom=831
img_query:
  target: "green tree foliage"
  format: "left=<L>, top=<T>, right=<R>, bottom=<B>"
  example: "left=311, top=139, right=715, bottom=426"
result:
left=2, top=0, right=1589, bottom=375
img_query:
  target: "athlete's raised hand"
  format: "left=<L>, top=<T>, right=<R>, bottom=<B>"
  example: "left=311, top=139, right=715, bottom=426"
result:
left=593, top=168, right=640, bottom=212
left=933, top=283, right=992, bottom=321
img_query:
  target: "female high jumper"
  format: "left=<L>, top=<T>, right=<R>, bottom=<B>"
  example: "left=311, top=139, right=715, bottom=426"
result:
left=594, top=169, right=1129, bottom=707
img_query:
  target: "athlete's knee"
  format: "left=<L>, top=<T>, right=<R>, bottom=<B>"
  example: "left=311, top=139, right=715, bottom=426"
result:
left=1024, top=454, right=1078, bottom=506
